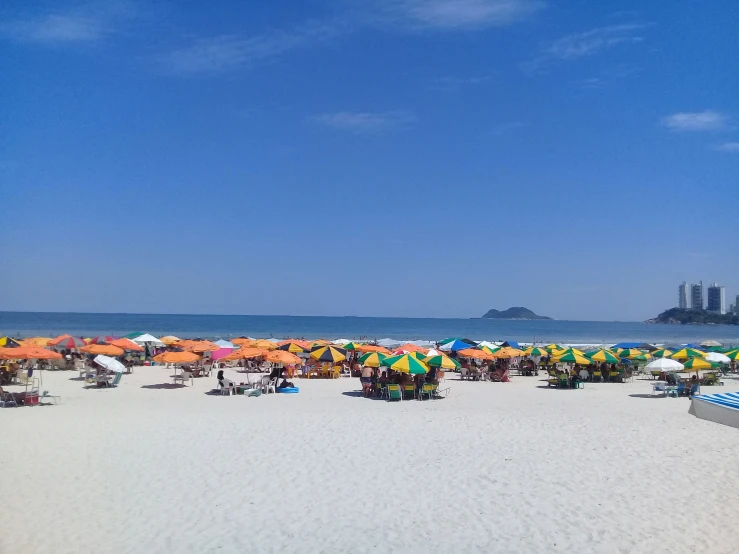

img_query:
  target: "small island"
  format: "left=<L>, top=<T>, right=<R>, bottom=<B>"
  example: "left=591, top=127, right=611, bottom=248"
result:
left=646, top=308, right=739, bottom=325
left=481, top=307, right=552, bottom=320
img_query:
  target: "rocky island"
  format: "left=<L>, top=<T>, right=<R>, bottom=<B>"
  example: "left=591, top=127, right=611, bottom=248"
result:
left=481, top=307, right=552, bottom=320
left=646, top=308, right=739, bottom=325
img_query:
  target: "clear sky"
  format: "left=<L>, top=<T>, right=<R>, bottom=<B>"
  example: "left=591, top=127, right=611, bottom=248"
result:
left=1, top=0, right=738, bottom=321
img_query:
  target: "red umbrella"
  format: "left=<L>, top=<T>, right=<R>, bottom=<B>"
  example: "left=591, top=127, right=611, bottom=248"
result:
left=49, top=335, right=86, bottom=349
left=87, top=335, right=118, bottom=345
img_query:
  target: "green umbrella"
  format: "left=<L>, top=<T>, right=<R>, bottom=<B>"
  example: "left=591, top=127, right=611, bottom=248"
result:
left=524, top=346, right=548, bottom=357
left=123, top=332, right=145, bottom=339
left=585, top=349, right=620, bottom=364
left=724, top=349, right=739, bottom=360
left=341, top=342, right=361, bottom=351
left=671, top=348, right=705, bottom=360
left=630, top=354, right=651, bottom=362
left=357, top=352, right=387, bottom=367
left=651, top=349, right=673, bottom=358
left=554, top=352, right=591, bottom=365
left=424, top=354, right=460, bottom=369
left=383, top=354, right=429, bottom=374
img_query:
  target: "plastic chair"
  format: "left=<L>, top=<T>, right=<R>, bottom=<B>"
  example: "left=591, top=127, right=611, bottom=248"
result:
left=386, top=384, right=402, bottom=401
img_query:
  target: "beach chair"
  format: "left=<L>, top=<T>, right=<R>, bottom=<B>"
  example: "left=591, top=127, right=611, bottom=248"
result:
left=0, top=387, right=19, bottom=408
left=557, top=374, right=569, bottom=388
left=402, top=383, right=415, bottom=399
left=652, top=382, right=667, bottom=396
left=592, top=370, right=602, bottom=382
left=418, top=383, right=434, bottom=401
left=386, top=384, right=402, bottom=402
left=332, top=366, right=341, bottom=379
left=104, top=373, right=123, bottom=388
left=40, top=390, right=61, bottom=405
left=433, top=384, right=450, bottom=398
left=547, top=374, right=559, bottom=387
left=608, top=371, right=622, bottom=383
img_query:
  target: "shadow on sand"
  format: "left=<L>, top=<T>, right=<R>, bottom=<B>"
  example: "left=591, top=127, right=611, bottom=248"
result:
left=141, top=383, right=186, bottom=390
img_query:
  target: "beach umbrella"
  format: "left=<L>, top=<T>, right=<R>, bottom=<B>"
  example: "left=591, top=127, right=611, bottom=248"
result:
left=457, top=348, right=496, bottom=361
left=308, top=340, right=332, bottom=347
left=50, top=335, right=86, bottom=349
left=545, top=343, right=563, bottom=352
left=250, top=339, right=278, bottom=350
left=491, top=347, right=525, bottom=359
left=671, top=348, right=705, bottom=360
left=358, top=352, right=388, bottom=368
left=0, top=346, right=62, bottom=360
left=221, top=347, right=267, bottom=361
left=131, top=334, right=165, bottom=347
left=355, top=344, right=392, bottom=354
left=724, top=349, right=739, bottom=361
left=108, top=338, right=144, bottom=352
left=264, top=351, right=302, bottom=365
left=556, top=347, right=585, bottom=356
left=682, top=358, right=715, bottom=371
left=232, top=337, right=255, bottom=346
left=438, top=339, right=472, bottom=353
left=586, top=349, right=620, bottom=364
left=93, top=355, right=126, bottom=373
left=80, top=344, right=125, bottom=356
left=277, top=342, right=308, bottom=353
left=618, top=348, right=646, bottom=359
left=153, top=351, right=199, bottom=364
left=423, top=354, right=460, bottom=370
left=395, top=343, right=430, bottom=354
left=87, top=335, right=118, bottom=345
left=19, top=337, right=53, bottom=347
left=523, top=346, right=548, bottom=357
left=650, top=349, right=673, bottom=358
left=645, top=358, right=684, bottom=373
left=310, top=346, right=347, bottom=363
left=159, top=336, right=181, bottom=345
left=553, top=352, right=591, bottom=365
left=700, top=340, right=723, bottom=347
left=705, top=352, right=731, bottom=364
left=340, top=342, right=360, bottom=351
left=178, top=340, right=220, bottom=353
left=481, top=345, right=502, bottom=355
left=383, top=354, right=428, bottom=375
left=629, top=354, right=651, bottom=362
left=0, top=337, right=21, bottom=348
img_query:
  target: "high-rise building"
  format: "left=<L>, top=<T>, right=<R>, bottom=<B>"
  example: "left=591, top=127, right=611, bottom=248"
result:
left=734, top=295, right=739, bottom=314
left=690, top=281, right=703, bottom=310
left=678, top=282, right=688, bottom=309
left=707, top=283, right=726, bottom=314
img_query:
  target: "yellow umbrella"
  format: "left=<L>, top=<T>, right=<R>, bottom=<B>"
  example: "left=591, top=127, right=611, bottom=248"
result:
left=618, top=348, right=646, bottom=359
left=251, top=339, right=278, bottom=350
left=671, top=348, right=705, bottom=360
left=160, top=335, right=181, bottom=345
left=491, top=347, right=525, bottom=358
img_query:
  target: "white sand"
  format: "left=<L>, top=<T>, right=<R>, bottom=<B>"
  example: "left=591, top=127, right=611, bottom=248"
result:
left=2, top=366, right=739, bottom=554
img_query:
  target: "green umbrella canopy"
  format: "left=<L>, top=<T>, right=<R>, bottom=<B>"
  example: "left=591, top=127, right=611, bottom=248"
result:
left=554, top=352, right=592, bottom=365
left=383, top=354, right=429, bottom=374
left=671, top=348, right=705, bottom=360
left=357, top=352, right=387, bottom=367
left=424, top=354, right=460, bottom=369
left=123, top=332, right=146, bottom=339
left=724, top=349, right=739, bottom=360
left=341, top=342, right=360, bottom=351
left=651, top=349, right=673, bottom=358
left=585, top=349, right=620, bottom=364
left=524, top=347, right=548, bottom=357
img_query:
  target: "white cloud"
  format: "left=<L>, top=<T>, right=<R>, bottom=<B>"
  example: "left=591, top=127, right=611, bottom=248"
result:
left=662, top=111, right=728, bottom=132
left=162, top=21, right=343, bottom=74
left=311, top=111, right=415, bottom=133
left=0, top=1, right=137, bottom=44
left=527, top=23, right=647, bottom=71
left=714, top=142, right=739, bottom=152
left=371, top=0, right=544, bottom=29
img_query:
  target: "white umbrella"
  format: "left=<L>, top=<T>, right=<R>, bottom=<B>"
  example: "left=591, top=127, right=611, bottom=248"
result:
left=705, top=352, right=730, bottom=364
left=131, top=333, right=165, bottom=346
left=477, top=340, right=501, bottom=349
left=214, top=340, right=234, bottom=349
left=333, top=339, right=352, bottom=345
left=700, top=340, right=722, bottom=347
left=645, top=358, right=684, bottom=372
left=94, top=355, right=125, bottom=373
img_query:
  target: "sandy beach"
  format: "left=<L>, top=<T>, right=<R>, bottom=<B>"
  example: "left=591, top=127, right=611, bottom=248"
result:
left=2, top=366, right=739, bottom=554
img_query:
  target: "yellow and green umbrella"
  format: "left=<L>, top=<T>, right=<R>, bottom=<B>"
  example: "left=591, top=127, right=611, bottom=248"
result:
left=618, top=348, right=646, bottom=359
left=671, top=348, right=705, bottom=360
left=630, top=354, right=651, bottom=362
left=651, top=349, right=673, bottom=358
left=556, top=347, right=585, bottom=357
left=545, top=343, right=563, bottom=352
left=383, top=353, right=428, bottom=374
left=424, top=354, right=460, bottom=370
left=724, top=349, right=739, bottom=361
left=341, top=342, right=361, bottom=351
left=357, top=352, right=388, bottom=368
left=310, top=345, right=347, bottom=363
left=481, top=345, right=501, bottom=355
left=682, top=357, right=714, bottom=370
left=586, top=349, right=620, bottom=364
left=553, top=352, right=591, bottom=365
left=523, top=346, right=548, bottom=357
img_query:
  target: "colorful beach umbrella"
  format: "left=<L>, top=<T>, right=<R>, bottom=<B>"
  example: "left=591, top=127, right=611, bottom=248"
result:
left=383, top=354, right=428, bottom=375
left=0, top=346, right=62, bottom=360
left=358, top=352, right=388, bottom=368
left=355, top=344, right=392, bottom=354
left=438, top=339, right=473, bottom=353
left=457, top=348, right=496, bottom=361
left=160, top=335, right=181, bottom=345
left=277, top=342, right=307, bottom=353
left=19, top=337, right=53, bottom=347
left=682, top=357, right=714, bottom=370
left=650, top=349, right=673, bottom=358
left=586, top=349, right=620, bottom=364
left=553, top=351, right=592, bottom=365
left=0, top=337, right=21, bottom=348
left=629, top=354, right=651, bottom=362
left=724, top=349, right=739, bottom=361
left=108, top=338, right=144, bottom=352
left=310, top=346, right=347, bottom=363
left=545, top=343, right=563, bottom=352
left=671, top=348, right=705, bottom=360
left=153, top=351, right=199, bottom=364
left=221, top=347, right=267, bottom=361
left=617, top=348, right=645, bottom=359
left=49, top=335, right=86, bottom=349
left=523, top=346, right=548, bottom=357
left=423, top=354, right=460, bottom=369
left=481, top=345, right=502, bottom=355
left=177, top=340, right=220, bottom=353
left=87, top=335, right=118, bottom=345
left=491, top=347, right=525, bottom=359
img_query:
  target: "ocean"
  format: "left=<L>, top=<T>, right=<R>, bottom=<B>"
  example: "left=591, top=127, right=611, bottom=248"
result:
left=1, top=311, right=738, bottom=346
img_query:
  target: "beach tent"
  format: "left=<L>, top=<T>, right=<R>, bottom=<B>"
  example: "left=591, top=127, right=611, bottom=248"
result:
left=501, top=341, right=521, bottom=349
left=611, top=342, right=642, bottom=350
left=131, top=334, right=165, bottom=347
left=122, top=332, right=145, bottom=339
left=439, top=339, right=475, bottom=352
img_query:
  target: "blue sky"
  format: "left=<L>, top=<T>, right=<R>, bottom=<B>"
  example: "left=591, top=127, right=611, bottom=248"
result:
left=1, top=0, right=738, bottom=321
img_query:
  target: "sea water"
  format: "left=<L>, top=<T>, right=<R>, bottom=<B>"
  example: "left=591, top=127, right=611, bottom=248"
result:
left=1, top=312, right=738, bottom=346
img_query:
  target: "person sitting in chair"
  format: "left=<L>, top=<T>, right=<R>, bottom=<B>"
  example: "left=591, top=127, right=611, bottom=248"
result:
left=278, top=378, right=295, bottom=389
left=217, top=369, right=235, bottom=393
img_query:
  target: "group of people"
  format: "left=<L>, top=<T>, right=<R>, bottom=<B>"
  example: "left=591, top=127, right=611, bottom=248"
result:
left=359, top=365, right=440, bottom=396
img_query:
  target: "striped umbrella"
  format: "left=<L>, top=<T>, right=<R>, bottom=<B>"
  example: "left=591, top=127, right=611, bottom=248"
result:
left=277, top=342, right=307, bottom=353
left=545, top=343, right=563, bottom=352
left=618, top=348, right=645, bottom=359
left=682, top=357, right=715, bottom=370
left=383, top=354, right=428, bottom=375
left=586, top=349, right=620, bottom=364
left=724, top=349, right=739, bottom=361
left=87, top=335, right=118, bottom=345
left=481, top=345, right=502, bottom=355
left=523, top=346, right=548, bottom=357
left=553, top=352, right=591, bottom=365
left=341, top=342, right=361, bottom=351
left=0, top=337, right=21, bottom=348
left=424, top=354, right=460, bottom=370
left=310, top=346, right=347, bottom=363
left=49, top=335, right=86, bottom=349
left=358, top=352, right=388, bottom=368
left=650, top=349, right=673, bottom=358
left=671, top=348, right=705, bottom=360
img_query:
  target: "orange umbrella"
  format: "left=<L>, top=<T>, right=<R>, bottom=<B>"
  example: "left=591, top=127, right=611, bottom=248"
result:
left=160, top=336, right=181, bottom=346
left=177, top=340, right=220, bottom=353
left=355, top=344, right=392, bottom=354
left=309, top=339, right=331, bottom=347
left=19, top=337, right=53, bottom=347
left=491, top=347, right=525, bottom=358
left=395, top=343, right=429, bottom=354
left=80, top=344, right=125, bottom=356
left=108, top=338, right=144, bottom=352
left=49, top=334, right=86, bottom=349
left=457, top=348, right=496, bottom=361
left=264, top=351, right=302, bottom=365
left=278, top=339, right=311, bottom=349
left=250, top=339, right=278, bottom=350
left=153, top=351, right=200, bottom=364
left=0, top=346, right=63, bottom=360
left=221, top=347, right=268, bottom=361
left=231, top=338, right=254, bottom=346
